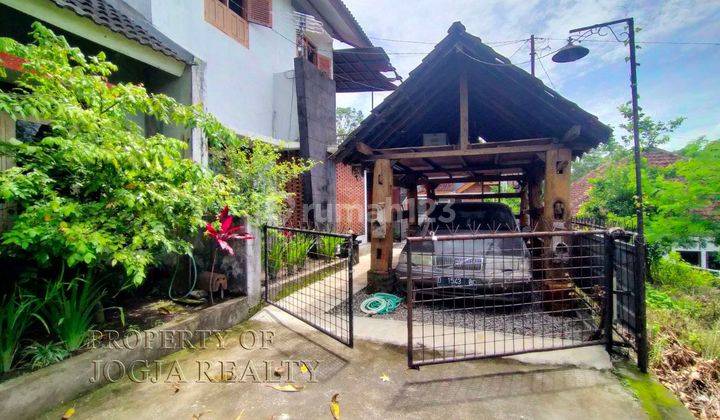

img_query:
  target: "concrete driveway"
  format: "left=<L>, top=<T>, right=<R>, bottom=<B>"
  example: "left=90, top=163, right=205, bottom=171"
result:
left=43, top=310, right=647, bottom=420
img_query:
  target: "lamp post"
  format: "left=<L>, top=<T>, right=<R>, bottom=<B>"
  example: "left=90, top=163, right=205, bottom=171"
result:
left=552, top=18, right=644, bottom=239
left=552, top=18, right=648, bottom=373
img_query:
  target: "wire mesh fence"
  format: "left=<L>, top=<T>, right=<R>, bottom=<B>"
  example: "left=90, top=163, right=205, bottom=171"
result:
left=263, top=226, right=354, bottom=347
left=571, top=219, right=648, bottom=371
left=402, top=229, right=611, bottom=368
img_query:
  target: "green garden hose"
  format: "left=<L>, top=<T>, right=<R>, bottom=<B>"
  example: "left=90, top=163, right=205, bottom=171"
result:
left=360, top=293, right=403, bottom=315
left=168, top=253, right=199, bottom=302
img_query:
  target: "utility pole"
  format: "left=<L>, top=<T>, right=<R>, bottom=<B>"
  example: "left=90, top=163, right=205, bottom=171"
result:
left=530, top=34, right=536, bottom=76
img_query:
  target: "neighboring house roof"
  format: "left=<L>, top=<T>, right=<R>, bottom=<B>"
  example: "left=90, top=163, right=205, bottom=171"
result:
left=570, top=148, right=682, bottom=214
left=334, top=22, right=612, bottom=164
left=333, top=47, right=399, bottom=92
left=50, top=0, right=194, bottom=64
left=293, top=0, right=373, bottom=48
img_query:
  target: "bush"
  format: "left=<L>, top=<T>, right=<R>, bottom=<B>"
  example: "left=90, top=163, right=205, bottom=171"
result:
left=43, top=276, right=106, bottom=351
left=0, top=290, right=45, bottom=372
left=647, top=253, right=720, bottom=363
left=650, top=252, right=719, bottom=291
left=287, top=234, right=313, bottom=270
left=317, top=235, right=344, bottom=259
left=22, top=341, right=69, bottom=369
left=0, top=23, right=310, bottom=287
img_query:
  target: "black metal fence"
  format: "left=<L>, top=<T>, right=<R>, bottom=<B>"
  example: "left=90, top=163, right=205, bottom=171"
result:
left=403, top=230, right=614, bottom=368
left=571, top=220, right=649, bottom=372
left=263, top=226, right=354, bottom=347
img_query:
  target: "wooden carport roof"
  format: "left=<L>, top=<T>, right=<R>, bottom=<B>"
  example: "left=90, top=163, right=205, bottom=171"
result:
left=333, top=22, right=612, bottom=180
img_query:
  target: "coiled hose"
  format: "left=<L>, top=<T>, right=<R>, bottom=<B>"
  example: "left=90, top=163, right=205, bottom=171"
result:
left=360, top=293, right=403, bottom=315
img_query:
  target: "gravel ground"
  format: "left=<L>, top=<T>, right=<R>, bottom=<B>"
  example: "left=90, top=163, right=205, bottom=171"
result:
left=331, top=289, right=596, bottom=341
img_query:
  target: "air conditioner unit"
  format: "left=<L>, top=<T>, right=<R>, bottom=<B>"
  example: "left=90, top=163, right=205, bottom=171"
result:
left=422, top=133, right=448, bottom=147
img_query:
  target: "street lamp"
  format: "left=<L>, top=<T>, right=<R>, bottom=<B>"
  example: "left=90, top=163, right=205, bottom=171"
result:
left=552, top=18, right=644, bottom=240
left=553, top=18, right=648, bottom=373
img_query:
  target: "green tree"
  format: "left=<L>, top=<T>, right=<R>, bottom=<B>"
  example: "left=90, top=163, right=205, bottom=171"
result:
left=336, top=107, right=364, bottom=143
left=617, top=102, right=685, bottom=149
left=0, top=23, right=308, bottom=286
left=579, top=138, right=720, bottom=250
left=572, top=102, right=685, bottom=180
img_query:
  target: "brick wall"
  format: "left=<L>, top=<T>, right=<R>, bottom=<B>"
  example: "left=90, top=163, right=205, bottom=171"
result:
left=335, top=162, right=365, bottom=236
left=280, top=152, right=304, bottom=228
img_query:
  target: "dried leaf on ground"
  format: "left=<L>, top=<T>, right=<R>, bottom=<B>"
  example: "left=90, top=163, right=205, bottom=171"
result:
left=267, top=383, right=304, bottom=392
left=61, top=408, right=76, bottom=419
left=653, top=335, right=720, bottom=419
left=330, top=393, right=340, bottom=420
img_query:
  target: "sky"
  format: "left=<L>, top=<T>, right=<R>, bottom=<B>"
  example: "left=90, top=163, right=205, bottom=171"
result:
left=335, top=0, right=720, bottom=151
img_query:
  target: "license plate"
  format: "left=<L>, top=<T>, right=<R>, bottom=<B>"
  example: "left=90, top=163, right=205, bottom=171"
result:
left=437, top=276, right=476, bottom=286
left=453, top=256, right=484, bottom=267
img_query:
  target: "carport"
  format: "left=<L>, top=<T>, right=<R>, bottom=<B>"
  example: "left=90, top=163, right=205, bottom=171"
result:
left=332, top=21, right=611, bottom=289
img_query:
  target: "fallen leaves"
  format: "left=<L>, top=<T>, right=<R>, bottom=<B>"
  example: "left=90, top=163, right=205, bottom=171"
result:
left=61, top=408, right=76, bottom=419
left=380, top=373, right=390, bottom=382
left=267, top=383, right=305, bottom=392
left=654, top=335, right=720, bottom=419
left=210, top=371, right=234, bottom=383
left=330, top=393, right=340, bottom=420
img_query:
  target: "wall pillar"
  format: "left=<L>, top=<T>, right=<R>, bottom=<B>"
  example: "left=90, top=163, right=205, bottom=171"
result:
left=543, top=148, right=572, bottom=229
left=541, top=147, right=573, bottom=311
left=368, top=159, right=395, bottom=292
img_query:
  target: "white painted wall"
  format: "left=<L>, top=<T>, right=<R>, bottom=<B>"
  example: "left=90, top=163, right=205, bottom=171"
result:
left=138, top=0, right=332, bottom=145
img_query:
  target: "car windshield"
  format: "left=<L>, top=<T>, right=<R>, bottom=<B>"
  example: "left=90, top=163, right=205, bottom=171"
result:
left=427, top=202, right=517, bottom=231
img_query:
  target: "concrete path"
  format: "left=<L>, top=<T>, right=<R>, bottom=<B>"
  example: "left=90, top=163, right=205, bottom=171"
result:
left=42, top=251, right=646, bottom=419
left=43, top=313, right=645, bottom=420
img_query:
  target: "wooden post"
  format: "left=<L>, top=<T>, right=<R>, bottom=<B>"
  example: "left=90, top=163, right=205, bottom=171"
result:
left=543, top=148, right=572, bottom=228
left=459, top=69, right=469, bottom=149
left=542, top=147, right=573, bottom=311
left=519, top=179, right=529, bottom=229
left=527, top=165, right=544, bottom=231
left=368, top=159, right=395, bottom=292
left=407, top=184, right=419, bottom=232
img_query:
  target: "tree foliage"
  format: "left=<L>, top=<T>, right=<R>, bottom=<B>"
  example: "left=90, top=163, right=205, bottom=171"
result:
left=336, top=107, right=364, bottom=143
left=572, top=102, right=685, bottom=180
left=578, top=138, right=720, bottom=250
left=0, top=23, right=309, bottom=286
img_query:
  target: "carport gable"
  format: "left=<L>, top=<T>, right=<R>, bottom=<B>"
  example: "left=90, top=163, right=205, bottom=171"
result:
left=333, top=21, right=611, bottom=179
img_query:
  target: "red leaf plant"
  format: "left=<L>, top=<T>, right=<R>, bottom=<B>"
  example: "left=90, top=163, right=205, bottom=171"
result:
left=203, top=206, right=253, bottom=304
left=205, top=206, right=253, bottom=256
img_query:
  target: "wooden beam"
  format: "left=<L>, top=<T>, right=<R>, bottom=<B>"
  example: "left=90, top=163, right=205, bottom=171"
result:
left=369, top=159, right=394, bottom=277
left=459, top=68, right=469, bottom=149
left=356, top=142, right=375, bottom=156
left=366, top=141, right=555, bottom=161
left=434, top=192, right=521, bottom=200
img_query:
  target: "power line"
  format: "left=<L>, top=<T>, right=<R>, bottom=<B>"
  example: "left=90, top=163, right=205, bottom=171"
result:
left=368, top=35, right=529, bottom=46
left=537, top=56, right=556, bottom=90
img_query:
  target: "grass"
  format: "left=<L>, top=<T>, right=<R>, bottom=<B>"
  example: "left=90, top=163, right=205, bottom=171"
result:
left=270, top=261, right=345, bottom=302
left=646, top=252, right=720, bottom=362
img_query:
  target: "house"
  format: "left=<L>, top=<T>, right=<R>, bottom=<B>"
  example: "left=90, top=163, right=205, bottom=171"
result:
left=570, top=147, right=719, bottom=272
left=0, top=0, right=398, bottom=241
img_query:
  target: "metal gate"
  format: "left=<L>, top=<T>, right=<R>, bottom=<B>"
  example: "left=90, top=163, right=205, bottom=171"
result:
left=263, top=226, right=354, bottom=347
left=404, top=230, right=615, bottom=368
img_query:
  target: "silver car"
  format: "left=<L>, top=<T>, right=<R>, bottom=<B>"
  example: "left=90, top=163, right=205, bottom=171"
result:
left=396, top=202, right=533, bottom=304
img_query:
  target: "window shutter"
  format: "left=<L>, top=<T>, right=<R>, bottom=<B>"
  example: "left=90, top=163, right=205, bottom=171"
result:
left=317, top=54, right=332, bottom=78
left=247, top=0, right=273, bottom=28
